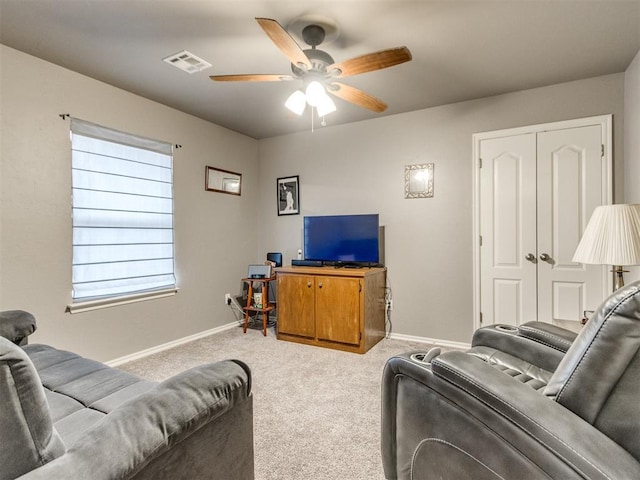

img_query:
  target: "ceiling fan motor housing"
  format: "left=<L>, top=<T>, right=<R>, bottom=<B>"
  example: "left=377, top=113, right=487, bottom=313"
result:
left=291, top=48, right=334, bottom=76
left=291, top=24, right=334, bottom=76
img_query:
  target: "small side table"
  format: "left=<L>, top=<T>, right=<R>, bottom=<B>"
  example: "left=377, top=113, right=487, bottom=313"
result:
left=241, top=276, right=276, bottom=336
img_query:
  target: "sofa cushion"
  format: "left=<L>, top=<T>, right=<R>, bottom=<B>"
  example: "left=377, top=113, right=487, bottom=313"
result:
left=44, top=390, right=84, bottom=422
left=22, top=344, right=157, bottom=447
left=0, top=337, right=65, bottom=480
left=24, top=344, right=154, bottom=406
left=89, top=380, right=157, bottom=413
left=52, top=409, right=108, bottom=447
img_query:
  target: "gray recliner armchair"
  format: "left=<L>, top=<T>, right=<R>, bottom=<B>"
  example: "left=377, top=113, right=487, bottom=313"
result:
left=382, top=281, right=640, bottom=479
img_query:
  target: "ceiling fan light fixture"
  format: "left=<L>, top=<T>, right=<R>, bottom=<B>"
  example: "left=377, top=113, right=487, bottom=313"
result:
left=316, top=94, right=336, bottom=117
left=285, top=90, right=306, bottom=115
left=305, top=81, right=327, bottom=107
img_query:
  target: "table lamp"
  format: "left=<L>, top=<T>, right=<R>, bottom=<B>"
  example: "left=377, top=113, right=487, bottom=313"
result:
left=573, top=204, right=640, bottom=291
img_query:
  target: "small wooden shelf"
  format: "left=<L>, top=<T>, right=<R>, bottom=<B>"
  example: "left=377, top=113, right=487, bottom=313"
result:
left=241, top=276, right=276, bottom=336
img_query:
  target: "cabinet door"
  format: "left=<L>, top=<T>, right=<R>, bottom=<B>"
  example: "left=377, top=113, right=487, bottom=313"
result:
left=316, top=276, right=361, bottom=345
left=277, top=274, right=315, bottom=338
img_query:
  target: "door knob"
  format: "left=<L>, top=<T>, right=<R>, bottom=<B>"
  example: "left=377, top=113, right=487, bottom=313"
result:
left=539, top=253, right=551, bottom=262
left=525, top=253, right=536, bottom=263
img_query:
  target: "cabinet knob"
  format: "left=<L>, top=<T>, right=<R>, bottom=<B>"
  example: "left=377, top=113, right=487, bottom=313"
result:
left=525, top=253, right=536, bottom=263
left=307, top=281, right=312, bottom=288
left=318, top=282, right=323, bottom=288
left=539, top=253, right=551, bottom=262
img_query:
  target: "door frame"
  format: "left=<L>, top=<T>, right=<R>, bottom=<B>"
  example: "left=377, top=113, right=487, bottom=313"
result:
left=472, top=115, right=613, bottom=331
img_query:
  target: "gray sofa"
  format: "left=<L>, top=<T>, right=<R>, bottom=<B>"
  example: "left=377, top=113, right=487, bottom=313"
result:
left=0, top=311, right=254, bottom=480
left=382, top=281, right=640, bottom=479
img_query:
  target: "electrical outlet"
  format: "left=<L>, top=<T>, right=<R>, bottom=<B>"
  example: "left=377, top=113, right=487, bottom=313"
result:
left=225, top=293, right=232, bottom=305
left=386, top=299, right=393, bottom=311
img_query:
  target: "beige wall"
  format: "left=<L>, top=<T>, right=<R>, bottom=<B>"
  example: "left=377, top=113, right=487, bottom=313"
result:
left=0, top=45, right=259, bottom=361
left=257, top=74, right=625, bottom=343
left=624, top=49, right=640, bottom=283
left=1, top=43, right=630, bottom=355
left=624, top=50, right=640, bottom=204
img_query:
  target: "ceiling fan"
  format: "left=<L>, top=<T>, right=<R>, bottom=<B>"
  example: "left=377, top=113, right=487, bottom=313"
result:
left=209, top=18, right=412, bottom=115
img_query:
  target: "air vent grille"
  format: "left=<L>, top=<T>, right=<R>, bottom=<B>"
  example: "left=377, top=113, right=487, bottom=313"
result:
left=163, top=50, right=212, bottom=74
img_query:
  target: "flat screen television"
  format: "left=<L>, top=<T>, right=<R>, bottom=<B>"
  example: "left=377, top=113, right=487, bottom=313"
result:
left=303, top=214, right=380, bottom=265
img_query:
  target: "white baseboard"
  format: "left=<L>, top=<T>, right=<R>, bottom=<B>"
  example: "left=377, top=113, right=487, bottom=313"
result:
left=387, top=332, right=470, bottom=350
left=106, top=321, right=239, bottom=367
left=105, top=321, right=468, bottom=367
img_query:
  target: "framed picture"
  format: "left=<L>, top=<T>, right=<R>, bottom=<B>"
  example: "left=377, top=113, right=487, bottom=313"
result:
left=277, top=175, right=300, bottom=216
left=205, top=166, right=242, bottom=196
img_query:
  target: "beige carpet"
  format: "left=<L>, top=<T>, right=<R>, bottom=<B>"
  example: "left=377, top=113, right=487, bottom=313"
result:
left=118, top=325, right=439, bottom=480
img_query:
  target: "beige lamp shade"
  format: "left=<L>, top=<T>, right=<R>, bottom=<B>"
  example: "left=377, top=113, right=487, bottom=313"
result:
left=572, top=204, right=640, bottom=266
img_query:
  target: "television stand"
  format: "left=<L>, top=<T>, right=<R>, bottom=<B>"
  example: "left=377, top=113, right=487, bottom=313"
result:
left=275, top=266, right=386, bottom=354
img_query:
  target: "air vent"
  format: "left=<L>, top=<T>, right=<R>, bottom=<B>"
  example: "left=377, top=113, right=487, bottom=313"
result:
left=163, top=50, right=212, bottom=74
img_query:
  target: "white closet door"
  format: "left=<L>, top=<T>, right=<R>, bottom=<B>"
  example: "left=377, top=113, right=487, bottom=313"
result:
left=480, top=133, right=538, bottom=326
left=536, top=125, right=605, bottom=324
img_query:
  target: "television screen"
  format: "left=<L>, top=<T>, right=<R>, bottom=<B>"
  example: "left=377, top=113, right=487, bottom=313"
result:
left=304, top=214, right=379, bottom=264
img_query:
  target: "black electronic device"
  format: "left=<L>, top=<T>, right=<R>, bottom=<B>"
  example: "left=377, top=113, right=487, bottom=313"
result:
left=304, top=214, right=382, bottom=266
left=266, top=253, right=281, bottom=305
left=292, top=259, right=323, bottom=267
left=267, top=252, right=283, bottom=267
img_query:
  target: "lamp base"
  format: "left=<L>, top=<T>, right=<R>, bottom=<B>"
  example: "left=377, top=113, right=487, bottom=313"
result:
left=612, top=265, right=628, bottom=292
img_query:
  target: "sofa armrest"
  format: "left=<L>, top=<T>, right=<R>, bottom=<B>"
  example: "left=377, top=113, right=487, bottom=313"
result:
left=0, top=310, right=37, bottom=345
left=518, top=321, right=577, bottom=352
left=17, top=359, right=253, bottom=480
left=431, top=351, right=640, bottom=479
left=471, top=322, right=571, bottom=372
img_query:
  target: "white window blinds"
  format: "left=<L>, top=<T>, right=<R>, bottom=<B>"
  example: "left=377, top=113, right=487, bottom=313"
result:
left=71, top=118, right=176, bottom=301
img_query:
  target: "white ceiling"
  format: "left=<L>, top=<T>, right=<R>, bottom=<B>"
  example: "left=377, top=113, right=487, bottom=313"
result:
left=1, top=1, right=639, bottom=139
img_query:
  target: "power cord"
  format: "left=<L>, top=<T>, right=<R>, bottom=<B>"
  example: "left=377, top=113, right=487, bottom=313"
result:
left=385, top=276, right=393, bottom=338
left=226, top=296, right=246, bottom=326
left=228, top=291, right=277, bottom=330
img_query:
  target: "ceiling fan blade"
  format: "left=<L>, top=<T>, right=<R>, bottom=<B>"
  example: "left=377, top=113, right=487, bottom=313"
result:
left=329, top=46, right=412, bottom=78
left=327, top=82, right=387, bottom=113
left=256, top=17, right=311, bottom=70
left=210, top=74, right=295, bottom=82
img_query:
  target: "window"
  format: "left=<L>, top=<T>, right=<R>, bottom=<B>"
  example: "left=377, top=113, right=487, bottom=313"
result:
left=70, top=119, right=176, bottom=306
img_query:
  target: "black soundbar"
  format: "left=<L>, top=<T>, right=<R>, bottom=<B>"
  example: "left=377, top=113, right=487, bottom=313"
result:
left=291, top=259, right=323, bottom=267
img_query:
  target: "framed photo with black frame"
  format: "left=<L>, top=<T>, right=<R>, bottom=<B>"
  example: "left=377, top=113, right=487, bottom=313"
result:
left=277, top=175, right=300, bottom=216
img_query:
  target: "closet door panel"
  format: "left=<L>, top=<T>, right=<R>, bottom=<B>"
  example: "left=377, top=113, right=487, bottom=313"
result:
left=480, top=134, right=537, bottom=326
left=537, top=125, right=605, bottom=325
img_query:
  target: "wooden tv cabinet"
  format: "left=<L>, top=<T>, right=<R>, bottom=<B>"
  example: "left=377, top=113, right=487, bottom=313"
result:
left=275, top=266, right=387, bottom=354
